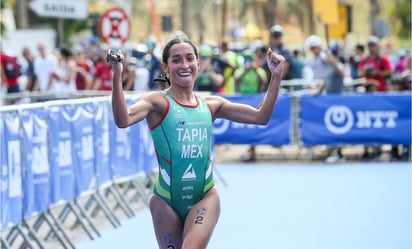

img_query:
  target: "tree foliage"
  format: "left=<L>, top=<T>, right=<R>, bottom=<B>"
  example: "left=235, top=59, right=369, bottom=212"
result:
left=389, top=0, right=411, bottom=39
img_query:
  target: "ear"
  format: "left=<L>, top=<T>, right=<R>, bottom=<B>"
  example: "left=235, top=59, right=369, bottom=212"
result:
left=161, top=62, right=169, bottom=74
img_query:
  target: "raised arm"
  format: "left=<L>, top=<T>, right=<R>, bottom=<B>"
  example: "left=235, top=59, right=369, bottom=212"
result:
left=206, top=48, right=284, bottom=125
left=110, top=51, right=159, bottom=128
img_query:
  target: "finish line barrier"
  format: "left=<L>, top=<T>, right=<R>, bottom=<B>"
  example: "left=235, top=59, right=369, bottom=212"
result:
left=1, top=91, right=410, bottom=248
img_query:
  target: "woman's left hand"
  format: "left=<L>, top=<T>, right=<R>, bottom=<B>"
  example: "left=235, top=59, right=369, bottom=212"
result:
left=266, top=48, right=285, bottom=77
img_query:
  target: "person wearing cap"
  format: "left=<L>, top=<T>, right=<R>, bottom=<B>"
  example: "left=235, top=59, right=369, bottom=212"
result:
left=195, top=44, right=224, bottom=92
left=234, top=49, right=268, bottom=162
left=145, top=41, right=162, bottom=90
left=357, top=35, right=392, bottom=92
left=357, top=36, right=392, bottom=161
left=306, top=36, right=347, bottom=163
left=265, top=25, right=292, bottom=82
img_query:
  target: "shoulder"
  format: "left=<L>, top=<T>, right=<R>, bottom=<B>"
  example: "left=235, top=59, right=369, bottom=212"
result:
left=202, top=95, right=229, bottom=111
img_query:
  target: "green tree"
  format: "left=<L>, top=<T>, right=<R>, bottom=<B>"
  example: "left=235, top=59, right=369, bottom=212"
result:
left=389, top=0, right=411, bottom=39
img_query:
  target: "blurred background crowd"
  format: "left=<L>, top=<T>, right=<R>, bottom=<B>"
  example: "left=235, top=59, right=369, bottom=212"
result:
left=1, top=0, right=411, bottom=163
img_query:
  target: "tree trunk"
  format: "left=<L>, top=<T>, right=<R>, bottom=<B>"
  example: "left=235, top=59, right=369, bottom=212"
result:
left=15, top=0, right=29, bottom=29
left=181, top=0, right=191, bottom=38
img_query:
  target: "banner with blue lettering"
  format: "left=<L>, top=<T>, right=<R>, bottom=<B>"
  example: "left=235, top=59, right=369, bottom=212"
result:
left=71, top=103, right=96, bottom=195
left=0, top=111, right=23, bottom=229
left=20, top=107, right=50, bottom=218
left=110, top=99, right=140, bottom=179
left=48, top=105, right=76, bottom=204
left=301, top=94, right=411, bottom=145
left=213, top=94, right=291, bottom=145
left=94, top=101, right=112, bottom=187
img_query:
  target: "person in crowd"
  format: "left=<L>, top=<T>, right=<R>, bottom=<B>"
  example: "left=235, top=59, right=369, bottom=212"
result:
left=357, top=36, right=392, bottom=92
left=393, top=49, right=409, bottom=81
left=92, top=46, right=113, bottom=91
left=390, top=54, right=411, bottom=161
left=348, top=44, right=366, bottom=81
left=0, top=49, right=22, bottom=95
left=219, top=41, right=238, bottom=94
left=33, top=43, right=58, bottom=92
left=195, top=44, right=225, bottom=93
left=306, top=37, right=346, bottom=163
left=265, top=25, right=293, bottom=85
left=131, top=57, right=150, bottom=92
left=357, top=36, right=393, bottom=160
left=145, top=41, right=162, bottom=90
left=109, top=36, right=284, bottom=249
left=73, top=46, right=93, bottom=91
left=84, top=36, right=102, bottom=66
left=288, top=49, right=305, bottom=91
left=47, top=47, right=77, bottom=94
left=22, top=47, right=37, bottom=92
left=121, top=54, right=136, bottom=91
left=234, top=49, right=268, bottom=162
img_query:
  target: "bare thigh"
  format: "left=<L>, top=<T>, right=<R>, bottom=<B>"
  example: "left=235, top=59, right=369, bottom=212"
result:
left=149, top=194, right=183, bottom=249
left=182, top=188, right=221, bottom=249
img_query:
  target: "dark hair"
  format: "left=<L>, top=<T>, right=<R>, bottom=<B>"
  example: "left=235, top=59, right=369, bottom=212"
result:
left=158, top=38, right=199, bottom=88
left=356, top=44, right=364, bottom=52
left=162, top=38, right=199, bottom=64
left=60, top=47, right=72, bottom=59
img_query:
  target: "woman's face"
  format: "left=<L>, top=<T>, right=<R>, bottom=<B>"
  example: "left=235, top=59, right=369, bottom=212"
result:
left=163, top=42, right=200, bottom=88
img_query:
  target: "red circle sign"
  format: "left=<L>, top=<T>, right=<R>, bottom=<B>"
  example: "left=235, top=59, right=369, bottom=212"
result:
left=99, top=7, right=131, bottom=46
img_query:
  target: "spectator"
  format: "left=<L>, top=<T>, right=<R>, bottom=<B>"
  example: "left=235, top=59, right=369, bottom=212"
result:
left=390, top=55, right=411, bottom=161
left=234, top=49, right=268, bottom=162
left=145, top=41, right=162, bottom=90
left=348, top=44, right=365, bottom=80
left=265, top=25, right=292, bottom=83
left=357, top=36, right=393, bottom=160
left=288, top=49, right=305, bottom=90
left=121, top=54, right=136, bottom=91
left=33, top=43, right=58, bottom=92
left=92, top=46, right=113, bottom=91
left=0, top=50, right=22, bottom=95
left=22, top=47, right=37, bottom=92
left=73, top=46, right=93, bottom=90
left=195, top=44, right=224, bottom=92
left=47, top=47, right=77, bottom=94
left=357, top=36, right=392, bottom=92
left=219, top=41, right=238, bottom=94
left=133, top=57, right=150, bottom=92
left=307, top=37, right=346, bottom=163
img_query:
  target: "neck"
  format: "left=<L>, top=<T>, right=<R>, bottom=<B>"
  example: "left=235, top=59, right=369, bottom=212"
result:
left=166, top=86, right=196, bottom=104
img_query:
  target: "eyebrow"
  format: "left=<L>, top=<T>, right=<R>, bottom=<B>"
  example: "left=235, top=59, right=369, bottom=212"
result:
left=171, top=53, right=195, bottom=58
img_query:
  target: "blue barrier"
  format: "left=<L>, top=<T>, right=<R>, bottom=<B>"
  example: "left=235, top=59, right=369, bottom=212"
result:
left=71, top=103, right=97, bottom=195
left=1, top=111, right=23, bottom=230
left=213, top=94, right=291, bottom=145
left=48, top=104, right=77, bottom=204
left=93, top=100, right=112, bottom=187
left=20, top=107, right=50, bottom=218
left=301, top=93, right=411, bottom=146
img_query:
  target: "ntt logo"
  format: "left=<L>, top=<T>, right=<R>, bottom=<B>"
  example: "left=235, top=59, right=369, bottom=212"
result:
left=324, top=105, right=398, bottom=135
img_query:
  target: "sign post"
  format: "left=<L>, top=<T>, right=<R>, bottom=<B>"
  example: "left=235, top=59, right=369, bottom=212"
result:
left=99, top=8, right=131, bottom=48
left=29, top=0, right=89, bottom=19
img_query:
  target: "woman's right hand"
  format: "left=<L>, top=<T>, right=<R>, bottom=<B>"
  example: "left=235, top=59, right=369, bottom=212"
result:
left=108, top=50, right=124, bottom=74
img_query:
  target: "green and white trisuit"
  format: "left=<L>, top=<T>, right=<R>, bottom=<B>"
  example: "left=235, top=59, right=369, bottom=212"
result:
left=150, top=91, right=214, bottom=221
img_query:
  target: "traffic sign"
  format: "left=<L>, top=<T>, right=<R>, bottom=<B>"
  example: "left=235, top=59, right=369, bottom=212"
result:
left=99, top=8, right=131, bottom=47
left=29, top=0, right=89, bottom=19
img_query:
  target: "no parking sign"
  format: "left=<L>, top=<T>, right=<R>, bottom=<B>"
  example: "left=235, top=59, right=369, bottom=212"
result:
left=99, top=7, right=131, bottom=47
